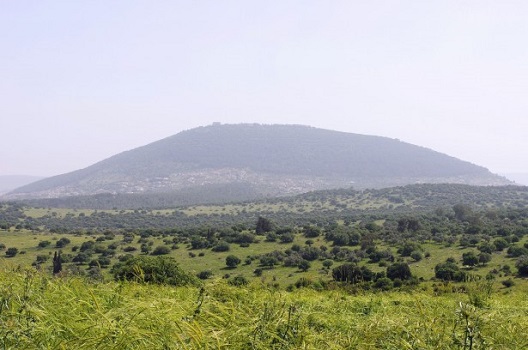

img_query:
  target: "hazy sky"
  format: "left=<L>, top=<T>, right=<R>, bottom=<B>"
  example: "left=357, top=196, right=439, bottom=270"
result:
left=1, top=1, right=527, bottom=177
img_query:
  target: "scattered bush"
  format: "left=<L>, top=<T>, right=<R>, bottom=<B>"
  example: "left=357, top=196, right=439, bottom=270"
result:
left=112, top=256, right=199, bottom=286
left=197, top=270, right=213, bottom=280
left=386, top=262, right=412, bottom=281
left=38, top=240, right=51, bottom=248
left=229, top=276, right=249, bottom=286
left=5, top=247, right=18, bottom=257
left=212, top=241, right=230, bottom=252
left=151, top=246, right=171, bottom=255
left=226, top=255, right=241, bottom=268
left=515, top=255, right=528, bottom=276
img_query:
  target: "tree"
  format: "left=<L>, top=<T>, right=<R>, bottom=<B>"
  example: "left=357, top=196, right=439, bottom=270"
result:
left=279, top=233, right=294, bottom=243
left=53, top=251, right=62, bottom=274
left=226, top=255, right=241, bottom=268
left=56, top=237, right=71, bottom=248
left=478, top=252, right=492, bottom=266
left=453, top=204, right=473, bottom=221
left=398, top=241, right=423, bottom=257
left=303, top=225, right=321, bottom=238
left=255, top=216, right=273, bottom=234
left=386, top=262, right=412, bottom=281
left=493, top=238, right=509, bottom=251
left=434, top=261, right=466, bottom=282
left=298, top=260, right=311, bottom=272
left=332, top=263, right=374, bottom=284
left=410, top=251, right=423, bottom=262
left=462, top=251, right=479, bottom=266
left=322, top=259, right=334, bottom=269
left=516, top=255, right=528, bottom=276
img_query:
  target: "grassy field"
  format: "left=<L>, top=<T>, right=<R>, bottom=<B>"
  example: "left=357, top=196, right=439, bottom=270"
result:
left=0, top=264, right=527, bottom=349
left=1, top=227, right=526, bottom=291
left=2, top=197, right=528, bottom=349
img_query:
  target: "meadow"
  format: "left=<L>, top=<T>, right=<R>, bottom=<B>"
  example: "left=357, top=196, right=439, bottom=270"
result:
left=0, top=264, right=527, bottom=349
left=2, top=185, right=528, bottom=348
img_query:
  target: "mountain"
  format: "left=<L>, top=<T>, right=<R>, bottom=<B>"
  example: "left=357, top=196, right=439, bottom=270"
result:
left=0, top=175, right=45, bottom=195
left=4, top=124, right=512, bottom=201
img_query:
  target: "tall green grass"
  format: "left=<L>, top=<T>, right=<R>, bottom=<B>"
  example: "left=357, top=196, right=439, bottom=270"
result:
left=0, top=264, right=527, bottom=349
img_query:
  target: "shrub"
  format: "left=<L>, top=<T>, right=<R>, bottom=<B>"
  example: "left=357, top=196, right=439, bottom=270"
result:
left=515, top=255, right=528, bottom=276
left=434, top=261, right=466, bottom=282
left=55, top=237, right=71, bottom=248
left=478, top=252, right=492, bottom=265
left=112, top=256, right=199, bottom=286
left=35, top=254, right=49, bottom=263
left=5, top=247, right=18, bottom=257
left=212, top=241, right=230, bottom=252
left=197, top=270, right=213, bottom=280
left=507, top=246, right=528, bottom=257
left=72, top=252, right=91, bottom=264
left=502, top=279, right=515, bottom=288
left=374, top=277, right=393, bottom=291
left=322, top=259, right=334, bottom=269
left=80, top=241, right=95, bottom=252
left=298, top=260, right=311, bottom=272
left=229, top=276, right=249, bottom=286
left=226, top=255, right=241, bottom=268
left=303, top=226, right=321, bottom=238
left=279, top=233, right=294, bottom=243
left=462, top=251, right=479, bottom=266
left=255, top=216, right=273, bottom=234
left=386, top=262, right=412, bottom=281
left=332, top=263, right=374, bottom=284
left=38, top=240, right=51, bottom=248
left=397, top=241, right=422, bottom=257
left=295, top=277, right=313, bottom=288
left=493, top=238, right=509, bottom=251
left=151, top=246, right=171, bottom=255
left=410, top=251, right=423, bottom=262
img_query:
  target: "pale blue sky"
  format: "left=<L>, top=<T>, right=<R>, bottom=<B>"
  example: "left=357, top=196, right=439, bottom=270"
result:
left=1, top=1, right=527, bottom=176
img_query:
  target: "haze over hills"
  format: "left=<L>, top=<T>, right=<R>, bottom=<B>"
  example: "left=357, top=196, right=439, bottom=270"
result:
left=503, top=173, right=528, bottom=186
left=4, top=124, right=512, bottom=202
left=0, top=175, right=45, bottom=195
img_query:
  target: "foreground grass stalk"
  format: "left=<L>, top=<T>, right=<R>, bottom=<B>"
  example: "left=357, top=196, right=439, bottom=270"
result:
left=0, top=266, right=527, bottom=349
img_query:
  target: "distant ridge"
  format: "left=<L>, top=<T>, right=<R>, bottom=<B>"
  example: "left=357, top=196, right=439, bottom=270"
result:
left=4, top=124, right=512, bottom=202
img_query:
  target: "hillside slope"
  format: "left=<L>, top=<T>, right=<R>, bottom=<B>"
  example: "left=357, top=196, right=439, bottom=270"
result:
left=5, top=124, right=510, bottom=200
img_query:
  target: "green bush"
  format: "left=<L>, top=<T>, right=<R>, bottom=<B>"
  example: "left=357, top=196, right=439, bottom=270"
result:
left=197, top=270, right=213, bottom=280
left=151, top=245, right=171, bottom=255
left=434, top=261, right=466, bottom=282
left=226, top=255, right=241, bottom=268
left=5, top=247, right=18, bottom=257
left=38, top=240, right=51, bottom=248
left=228, top=275, right=249, bottom=286
left=386, top=262, right=412, bottom=281
left=212, top=241, right=230, bottom=252
left=516, top=255, right=528, bottom=276
left=112, top=256, right=199, bottom=286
